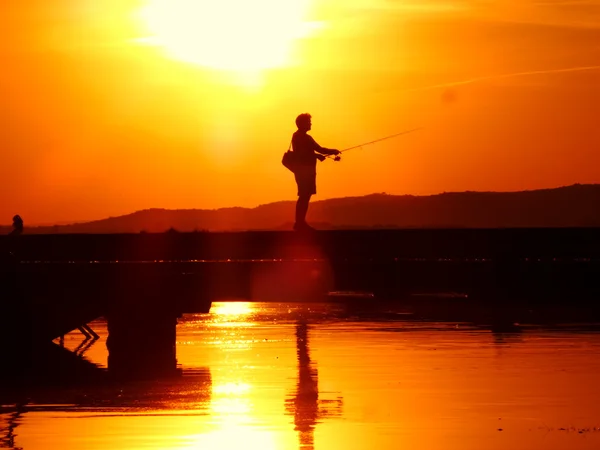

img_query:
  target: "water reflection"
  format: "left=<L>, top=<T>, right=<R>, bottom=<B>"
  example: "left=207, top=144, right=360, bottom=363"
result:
left=0, top=404, right=24, bottom=449
left=0, top=369, right=212, bottom=413
left=491, top=328, right=523, bottom=346
left=286, top=318, right=343, bottom=450
left=185, top=301, right=282, bottom=450
left=210, top=301, right=254, bottom=317
left=5, top=303, right=600, bottom=450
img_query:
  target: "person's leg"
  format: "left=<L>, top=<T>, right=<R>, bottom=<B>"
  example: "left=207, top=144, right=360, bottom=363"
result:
left=295, top=194, right=311, bottom=226
left=294, top=167, right=316, bottom=230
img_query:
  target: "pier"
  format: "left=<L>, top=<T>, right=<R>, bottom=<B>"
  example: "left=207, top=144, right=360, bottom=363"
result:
left=1, top=228, right=599, bottom=380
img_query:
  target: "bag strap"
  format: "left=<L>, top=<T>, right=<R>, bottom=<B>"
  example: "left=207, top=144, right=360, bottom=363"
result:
left=288, top=137, right=293, bottom=151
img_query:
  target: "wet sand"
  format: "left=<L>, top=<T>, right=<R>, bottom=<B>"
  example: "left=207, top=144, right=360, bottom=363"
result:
left=2, top=302, right=600, bottom=450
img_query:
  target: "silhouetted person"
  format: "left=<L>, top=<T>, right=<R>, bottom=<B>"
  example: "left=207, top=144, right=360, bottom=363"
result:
left=4, top=214, right=22, bottom=268
left=10, top=215, right=23, bottom=236
left=3, top=215, right=22, bottom=278
left=291, top=114, right=340, bottom=231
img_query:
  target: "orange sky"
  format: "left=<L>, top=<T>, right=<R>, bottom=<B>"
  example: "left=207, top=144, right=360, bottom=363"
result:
left=2, top=0, right=600, bottom=224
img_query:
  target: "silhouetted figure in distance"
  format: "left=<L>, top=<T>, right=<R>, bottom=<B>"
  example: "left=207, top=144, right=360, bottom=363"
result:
left=10, top=215, right=23, bottom=236
left=3, top=215, right=22, bottom=263
left=292, top=114, right=340, bottom=231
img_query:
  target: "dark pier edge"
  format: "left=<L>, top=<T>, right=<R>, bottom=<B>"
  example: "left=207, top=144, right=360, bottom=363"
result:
left=4, top=228, right=600, bottom=262
left=106, top=309, right=178, bottom=379
left=1, top=228, right=600, bottom=381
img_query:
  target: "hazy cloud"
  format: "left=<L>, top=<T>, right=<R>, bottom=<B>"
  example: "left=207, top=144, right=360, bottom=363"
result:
left=399, top=65, right=600, bottom=93
left=472, top=0, right=600, bottom=28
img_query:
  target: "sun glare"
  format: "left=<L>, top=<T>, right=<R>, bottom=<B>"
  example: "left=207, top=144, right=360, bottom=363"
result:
left=138, top=0, right=317, bottom=72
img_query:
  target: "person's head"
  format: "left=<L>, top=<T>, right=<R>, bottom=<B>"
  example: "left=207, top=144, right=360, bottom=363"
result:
left=295, top=113, right=312, bottom=132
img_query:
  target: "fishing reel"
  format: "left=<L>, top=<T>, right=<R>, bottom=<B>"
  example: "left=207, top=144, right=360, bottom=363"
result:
left=333, top=155, right=341, bottom=162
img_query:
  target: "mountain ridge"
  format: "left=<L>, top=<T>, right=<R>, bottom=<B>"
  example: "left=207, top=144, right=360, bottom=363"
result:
left=3, top=184, right=600, bottom=233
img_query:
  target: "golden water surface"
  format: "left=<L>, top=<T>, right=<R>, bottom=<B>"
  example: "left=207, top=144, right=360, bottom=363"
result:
left=2, top=302, right=600, bottom=450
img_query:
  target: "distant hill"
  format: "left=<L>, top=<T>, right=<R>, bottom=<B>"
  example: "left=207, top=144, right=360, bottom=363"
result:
left=3, top=184, right=600, bottom=233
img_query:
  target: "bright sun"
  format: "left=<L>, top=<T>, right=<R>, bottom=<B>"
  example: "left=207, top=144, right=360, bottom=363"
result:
left=138, top=0, right=316, bottom=72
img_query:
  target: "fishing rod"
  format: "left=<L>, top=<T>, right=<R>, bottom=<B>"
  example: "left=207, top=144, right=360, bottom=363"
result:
left=326, top=127, right=423, bottom=161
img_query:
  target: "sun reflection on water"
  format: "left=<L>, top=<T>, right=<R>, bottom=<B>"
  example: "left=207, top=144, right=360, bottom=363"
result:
left=213, top=382, right=251, bottom=396
left=211, top=301, right=254, bottom=317
left=188, top=301, right=285, bottom=449
left=210, top=396, right=252, bottom=416
left=184, top=424, right=279, bottom=450
left=207, top=301, right=258, bottom=329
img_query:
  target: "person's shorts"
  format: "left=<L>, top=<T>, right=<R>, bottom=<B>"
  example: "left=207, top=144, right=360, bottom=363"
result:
left=294, top=166, right=317, bottom=196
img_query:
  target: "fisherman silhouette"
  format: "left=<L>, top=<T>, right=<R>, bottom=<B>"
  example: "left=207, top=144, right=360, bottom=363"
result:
left=289, top=114, right=340, bottom=231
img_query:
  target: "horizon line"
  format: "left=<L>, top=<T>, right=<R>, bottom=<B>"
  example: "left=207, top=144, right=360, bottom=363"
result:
left=8, top=182, right=596, bottom=227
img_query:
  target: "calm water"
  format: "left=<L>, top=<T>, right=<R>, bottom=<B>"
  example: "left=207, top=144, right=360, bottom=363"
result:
left=3, top=302, right=600, bottom=450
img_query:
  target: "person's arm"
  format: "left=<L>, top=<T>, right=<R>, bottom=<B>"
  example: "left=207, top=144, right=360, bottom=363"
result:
left=316, top=147, right=340, bottom=156
left=310, top=136, right=340, bottom=156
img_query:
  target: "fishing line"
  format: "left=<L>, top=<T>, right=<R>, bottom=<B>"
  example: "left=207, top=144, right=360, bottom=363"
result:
left=325, top=127, right=424, bottom=161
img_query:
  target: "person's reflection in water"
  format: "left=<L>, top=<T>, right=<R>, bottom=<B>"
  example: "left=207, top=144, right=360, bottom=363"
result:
left=490, top=323, right=524, bottom=358
left=285, top=319, right=342, bottom=450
